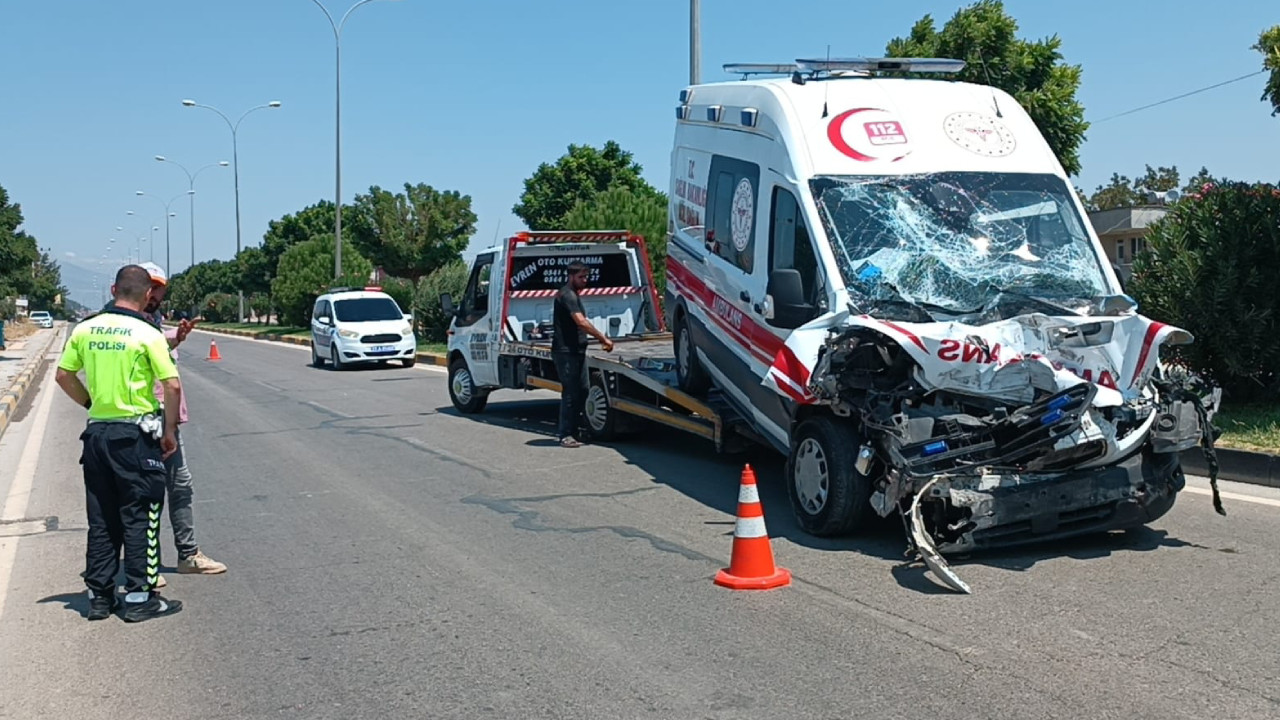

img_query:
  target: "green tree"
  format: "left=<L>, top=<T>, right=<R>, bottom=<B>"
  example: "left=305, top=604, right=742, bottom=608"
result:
left=1087, top=165, right=1181, bottom=210
left=513, top=141, right=661, bottom=230
left=0, top=184, right=64, bottom=314
left=350, top=182, right=477, bottom=281
left=1181, top=167, right=1220, bottom=196
left=1255, top=25, right=1280, bottom=116
left=561, top=185, right=670, bottom=299
left=413, top=259, right=470, bottom=343
left=886, top=0, right=1088, bottom=175
left=260, top=200, right=357, bottom=285
left=1128, top=181, right=1280, bottom=401
left=236, top=245, right=273, bottom=297
left=270, top=234, right=373, bottom=326
left=167, top=259, right=239, bottom=315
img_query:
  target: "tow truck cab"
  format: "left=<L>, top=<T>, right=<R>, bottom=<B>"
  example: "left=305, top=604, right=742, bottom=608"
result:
left=664, top=56, right=1219, bottom=589
left=441, top=232, right=665, bottom=412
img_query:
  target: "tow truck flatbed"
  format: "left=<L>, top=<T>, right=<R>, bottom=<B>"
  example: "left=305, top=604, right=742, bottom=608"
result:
left=494, top=333, right=757, bottom=451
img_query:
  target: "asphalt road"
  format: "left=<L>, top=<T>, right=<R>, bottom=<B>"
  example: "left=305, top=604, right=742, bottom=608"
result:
left=2, top=330, right=1279, bottom=719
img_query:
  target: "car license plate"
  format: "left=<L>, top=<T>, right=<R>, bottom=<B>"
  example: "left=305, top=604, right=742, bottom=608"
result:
left=371, top=345, right=394, bottom=353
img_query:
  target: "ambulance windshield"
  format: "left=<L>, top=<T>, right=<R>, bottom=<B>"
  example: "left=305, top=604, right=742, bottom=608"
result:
left=810, top=172, right=1112, bottom=317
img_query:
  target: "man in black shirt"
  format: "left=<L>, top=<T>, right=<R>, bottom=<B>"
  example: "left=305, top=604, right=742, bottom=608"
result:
left=552, top=261, right=614, bottom=447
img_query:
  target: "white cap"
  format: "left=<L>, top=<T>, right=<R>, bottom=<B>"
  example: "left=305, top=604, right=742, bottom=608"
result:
left=138, top=261, right=167, bottom=286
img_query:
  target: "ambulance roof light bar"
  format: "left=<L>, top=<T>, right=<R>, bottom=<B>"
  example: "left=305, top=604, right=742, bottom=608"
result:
left=795, top=57, right=966, bottom=74
left=723, top=63, right=800, bottom=78
left=723, top=57, right=966, bottom=81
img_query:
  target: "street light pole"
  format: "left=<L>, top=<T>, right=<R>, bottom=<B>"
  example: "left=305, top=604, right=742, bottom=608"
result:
left=182, top=99, right=282, bottom=322
left=155, top=156, right=229, bottom=270
left=307, top=0, right=404, bottom=280
left=136, top=191, right=189, bottom=276
left=690, top=0, right=701, bottom=85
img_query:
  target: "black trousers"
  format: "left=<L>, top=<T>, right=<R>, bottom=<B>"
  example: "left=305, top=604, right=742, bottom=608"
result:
left=553, top=351, right=587, bottom=440
left=80, top=422, right=168, bottom=595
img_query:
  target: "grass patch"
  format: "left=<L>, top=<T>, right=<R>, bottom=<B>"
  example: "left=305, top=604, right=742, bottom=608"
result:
left=1213, top=404, right=1280, bottom=454
left=198, top=322, right=309, bottom=338
left=416, top=341, right=447, bottom=355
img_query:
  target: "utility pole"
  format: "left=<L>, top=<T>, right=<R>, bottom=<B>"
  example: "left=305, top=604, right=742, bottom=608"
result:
left=689, top=0, right=701, bottom=85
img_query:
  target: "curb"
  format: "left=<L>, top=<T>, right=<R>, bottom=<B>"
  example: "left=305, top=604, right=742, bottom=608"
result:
left=1180, top=447, right=1280, bottom=489
left=0, top=328, right=63, bottom=441
left=185, top=325, right=449, bottom=368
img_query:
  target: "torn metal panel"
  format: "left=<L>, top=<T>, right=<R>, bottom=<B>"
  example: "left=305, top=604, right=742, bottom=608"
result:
left=909, top=478, right=972, bottom=594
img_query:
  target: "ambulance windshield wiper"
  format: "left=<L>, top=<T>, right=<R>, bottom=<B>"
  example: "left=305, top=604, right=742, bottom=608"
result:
left=985, top=286, right=1087, bottom=318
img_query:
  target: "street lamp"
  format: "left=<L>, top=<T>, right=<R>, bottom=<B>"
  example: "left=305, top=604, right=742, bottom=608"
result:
left=154, top=156, right=229, bottom=270
left=306, top=0, right=405, bottom=280
left=136, top=191, right=190, bottom=275
left=182, top=98, right=283, bottom=322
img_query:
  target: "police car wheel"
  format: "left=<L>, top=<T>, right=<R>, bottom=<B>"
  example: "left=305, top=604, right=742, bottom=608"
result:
left=311, top=343, right=326, bottom=368
left=403, top=357, right=416, bottom=368
left=330, top=345, right=345, bottom=371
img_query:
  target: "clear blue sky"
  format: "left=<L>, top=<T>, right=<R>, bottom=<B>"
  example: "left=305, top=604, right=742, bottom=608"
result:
left=2, top=0, right=1276, bottom=306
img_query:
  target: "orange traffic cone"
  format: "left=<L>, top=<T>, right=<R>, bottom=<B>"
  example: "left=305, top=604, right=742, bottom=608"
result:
left=207, top=340, right=222, bottom=361
left=714, top=464, right=791, bottom=591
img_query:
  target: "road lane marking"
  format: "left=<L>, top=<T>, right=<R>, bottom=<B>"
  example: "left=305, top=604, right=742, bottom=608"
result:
left=304, top=400, right=354, bottom=419
left=0, top=359, right=60, bottom=622
left=1184, top=485, right=1280, bottom=508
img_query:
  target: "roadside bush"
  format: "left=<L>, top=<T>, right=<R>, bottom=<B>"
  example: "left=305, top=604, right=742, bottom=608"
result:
left=562, top=184, right=669, bottom=305
left=271, top=233, right=373, bottom=326
left=200, top=293, right=239, bottom=323
left=1129, top=181, right=1280, bottom=402
left=378, top=276, right=415, bottom=319
left=247, top=293, right=272, bottom=324
left=413, top=259, right=469, bottom=342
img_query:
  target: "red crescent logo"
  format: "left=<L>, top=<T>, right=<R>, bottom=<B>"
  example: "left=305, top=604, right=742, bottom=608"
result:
left=827, top=108, right=876, bottom=161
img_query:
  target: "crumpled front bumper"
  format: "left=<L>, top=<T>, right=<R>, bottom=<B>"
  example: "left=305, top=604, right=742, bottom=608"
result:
left=929, top=449, right=1184, bottom=554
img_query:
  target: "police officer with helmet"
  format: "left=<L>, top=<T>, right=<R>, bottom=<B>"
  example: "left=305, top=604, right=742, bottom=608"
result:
left=55, top=264, right=185, bottom=622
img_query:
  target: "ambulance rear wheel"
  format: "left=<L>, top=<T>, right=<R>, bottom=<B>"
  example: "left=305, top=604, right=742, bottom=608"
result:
left=449, top=358, right=488, bottom=414
left=674, top=314, right=711, bottom=395
left=786, top=416, right=872, bottom=538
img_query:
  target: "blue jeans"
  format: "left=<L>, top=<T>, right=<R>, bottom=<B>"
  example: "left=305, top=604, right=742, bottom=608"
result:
left=164, top=427, right=198, bottom=559
left=553, top=352, right=587, bottom=440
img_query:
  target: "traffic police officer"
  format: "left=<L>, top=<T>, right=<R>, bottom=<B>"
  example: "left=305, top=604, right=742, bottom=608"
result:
left=55, top=264, right=185, bottom=622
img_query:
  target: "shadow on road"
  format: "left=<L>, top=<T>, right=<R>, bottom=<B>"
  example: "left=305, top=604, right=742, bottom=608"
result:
left=440, top=396, right=1200, bottom=594
left=37, top=591, right=90, bottom=618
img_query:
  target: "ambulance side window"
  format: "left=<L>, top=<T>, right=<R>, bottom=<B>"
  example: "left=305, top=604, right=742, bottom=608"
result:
left=705, top=156, right=759, bottom=274
left=769, top=189, right=822, bottom=299
left=457, top=253, right=495, bottom=328
left=768, top=187, right=825, bottom=328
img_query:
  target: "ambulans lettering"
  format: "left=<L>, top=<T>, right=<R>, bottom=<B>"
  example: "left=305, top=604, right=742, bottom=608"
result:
left=934, top=340, right=1119, bottom=390
left=711, top=295, right=744, bottom=330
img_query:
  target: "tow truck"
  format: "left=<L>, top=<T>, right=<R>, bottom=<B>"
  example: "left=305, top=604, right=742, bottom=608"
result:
left=441, top=231, right=756, bottom=451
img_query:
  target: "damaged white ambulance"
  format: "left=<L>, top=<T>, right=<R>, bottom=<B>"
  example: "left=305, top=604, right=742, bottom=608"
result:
left=666, top=58, right=1222, bottom=591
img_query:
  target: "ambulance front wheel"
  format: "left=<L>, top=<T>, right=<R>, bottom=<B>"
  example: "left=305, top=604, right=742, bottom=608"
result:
left=449, top=358, right=489, bottom=414
left=674, top=313, right=711, bottom=395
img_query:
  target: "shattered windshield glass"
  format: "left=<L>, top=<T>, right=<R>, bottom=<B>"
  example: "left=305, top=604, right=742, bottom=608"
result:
left=810, top=172, right=1111, bottom=317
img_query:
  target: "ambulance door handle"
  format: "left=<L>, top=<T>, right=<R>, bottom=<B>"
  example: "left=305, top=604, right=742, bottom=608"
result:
left=739, top=290, right=751, bottom=303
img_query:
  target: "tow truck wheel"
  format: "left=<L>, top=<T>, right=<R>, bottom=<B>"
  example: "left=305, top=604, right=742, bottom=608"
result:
left=787, top=416, right=872, bottom=537
left=448, top=358, right=488, bottom=414
left=674, top=314, right=711, bottom=395
left=584, top=373, right=617, bottom=441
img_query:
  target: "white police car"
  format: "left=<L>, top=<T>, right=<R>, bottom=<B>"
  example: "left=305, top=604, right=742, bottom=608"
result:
left=310, top=287, right=417, bottom=370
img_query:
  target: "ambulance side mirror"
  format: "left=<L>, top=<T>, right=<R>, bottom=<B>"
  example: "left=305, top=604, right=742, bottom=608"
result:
left=767, top=269, right=813, bottom=329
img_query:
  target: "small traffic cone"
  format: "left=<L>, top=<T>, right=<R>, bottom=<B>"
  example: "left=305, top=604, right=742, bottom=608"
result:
left=207, top=340, right=222, bottom=361
left=714, top=464, right=791, bottom=591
